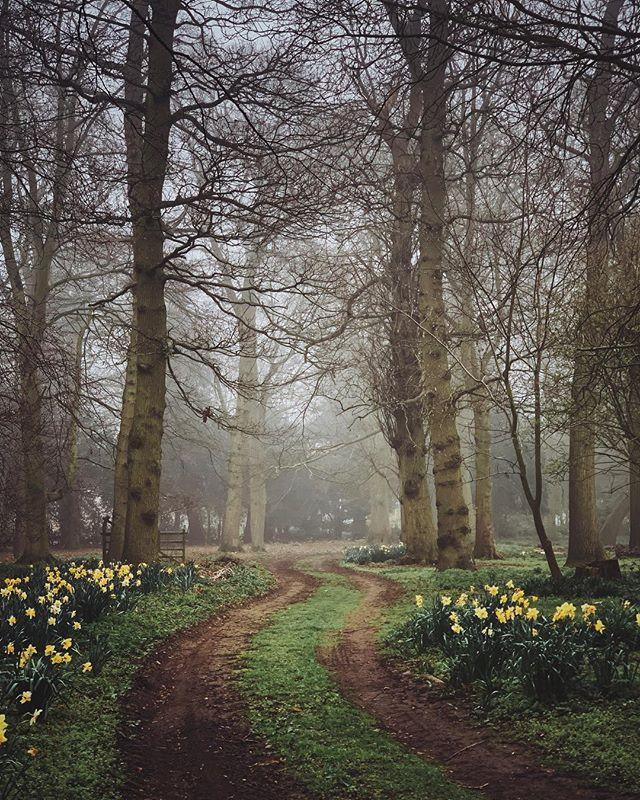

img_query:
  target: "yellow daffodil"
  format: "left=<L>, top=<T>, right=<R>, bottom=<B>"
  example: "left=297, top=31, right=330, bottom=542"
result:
left=415, top=594, right=424, bottom=608
left=532, top=628, right=539, bottom=637
left=553, top=602, right=577, bottom=622
left=25, top=607, right=36, bottom=618
left=82, top=661, right=93, bottom=673
left=455, top=593, right=468, bottom=606
left=594, top=619, right=606, bottom=633
left=73, top=621, right=81, bottom=630
left=474, top=606, right=489, bottom=620
left=8, top=615, right=16, bottom=626
left=0, top=714, right=7, bottom=744
left=19, top=691, right=32, bottom=704
left=484, top=585, right=499, bottom=596
left=29, top=709, right=42, bottom=726
left=441, top=595, right=452, bottom=606
left=636, top=612, right=640, bottom=627
left=6, top=642, right=14, bottom=654
left=449, top=611, right=459, bottom=623
left=61, top=638, right=72, bottom=650
left=499, top=594, right=508, bottom=605
left=495, top=608, right=507, bottom=624
left=451, top=623, right=463, bottom=634
left=526, top=607, right=539, bottom=621
left=506, top=579, right=514, bottom=589
left=581, top=603, right=596, bottom=618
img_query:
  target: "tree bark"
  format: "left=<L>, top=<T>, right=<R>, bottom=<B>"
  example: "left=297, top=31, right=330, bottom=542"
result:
left=416, top=1, right=472, bottom=569
left=186, top=506, right=206, bottom=545
left=567, top=0, right=621, bottom=566
left=122, top=0, right=179, bottom=563
left=629, top=438, right=640, bottom=549
left=109, top=324, right=137, bottom=561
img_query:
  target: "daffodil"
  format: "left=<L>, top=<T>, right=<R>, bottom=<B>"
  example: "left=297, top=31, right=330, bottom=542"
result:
left=82, top=661, right=93, bottom=673
left=0, top=714, right=7, bottom=744
left=474, top=606, right=489, bottom=620
left=440, top=595, right=452, bottom=606
left=19, top=691, right=32, bottom=704
left=526, top=607, right=539, bottom=621
left=451, top=623, right=463, bottom=634
left=484, top=584, right=499, bottom=596
left=415, top=594, right=424, bottom=608
left=25, top=607, right=36, bottom=618
left=61, top=638, right=72, bottom=650
left=506, top=579, right=514, bottom=589
left=29, top=709, right=42, bottom=726
left=594, top=619, right=606, bottom=633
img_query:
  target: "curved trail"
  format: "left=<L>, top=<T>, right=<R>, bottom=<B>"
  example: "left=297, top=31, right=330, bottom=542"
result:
left=121, top=560, right=317, bottom=800
left=121, top=555, right=639, bottom=800
left=323, top=562, right=640, bottom=800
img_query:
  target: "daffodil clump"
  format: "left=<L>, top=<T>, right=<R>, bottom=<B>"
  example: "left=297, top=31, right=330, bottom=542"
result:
left=402, top=581, right=640, bottom=702
left=344, top=543, right=406, bottom=565
left=0, top=558, right=198, bottom=790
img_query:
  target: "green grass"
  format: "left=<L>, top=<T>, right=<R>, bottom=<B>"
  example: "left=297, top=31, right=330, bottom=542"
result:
left=238, top=572, right=478, bottom=800
left=18, top=563, right=273, bottom=800
left=362, top=556, right=640, bottom=793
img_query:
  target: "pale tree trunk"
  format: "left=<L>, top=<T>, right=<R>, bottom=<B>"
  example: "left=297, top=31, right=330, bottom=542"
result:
left=416, top=1, right=472, bottom=569
left=567, top=0, right=621, bottom=566
left=109, top=325, right=137, bottom=560
left=0, top=29, right=70, bottom=561
left=598, top=491, right=628, bottom=547
left=629, top=438, right=640, bottom=550
left=59, top=318, right=90, bottom=550
left=186, top=506, right=206, bottom=545
left=110, top=0, right=145, bottom=562
left=122, top=0, right=179, bottom=563
left=221, top=279, right=255, bottom=551
left=248, top=398, right=267, bottom=551
left=221, top=422, right=246, bottom=551
left=367, top=468, right=392, bottom=545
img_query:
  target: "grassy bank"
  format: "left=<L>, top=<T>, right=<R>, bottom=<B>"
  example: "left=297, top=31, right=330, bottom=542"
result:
left=365, top=553, right=640, bottom=792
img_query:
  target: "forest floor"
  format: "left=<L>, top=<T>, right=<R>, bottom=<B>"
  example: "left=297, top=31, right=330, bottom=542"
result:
left=121, top=547, right=640, bottom=800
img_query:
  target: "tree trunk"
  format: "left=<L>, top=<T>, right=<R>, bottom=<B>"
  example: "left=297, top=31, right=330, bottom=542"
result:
left=567, top=357, right=604, bottom=564
left=248, top=403, right=267, bottom=551
left=567, top=0, right=621, bottom=566
left=473, top=398, right=499, bottom=559
left=598, top=491, right=628, bottom=547
left=417, top=2, right=472, bottom=570
left=109, top=325, right=137, bottom=561
left=629, top=438, right=640, bottom=549
left=186, top=506, right=206, bottom=545
left=58, top=490, right=82, bottom=550
left=396, top=409, right=437, bottom=562
left=367, top=469, right=392, bottom=545
left=122, top=0, right=179, bottom=564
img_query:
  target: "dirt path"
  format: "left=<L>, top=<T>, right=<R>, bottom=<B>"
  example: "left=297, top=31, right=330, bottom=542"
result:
left=121, top=560, right=317, bottom=800
left=323, top=562, right=640, bottom=800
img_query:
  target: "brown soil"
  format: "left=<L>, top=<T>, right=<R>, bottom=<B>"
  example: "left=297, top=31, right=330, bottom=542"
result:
left=322, top=562, right=640, bottom=800
left=120, top=559, right=318, bottom=800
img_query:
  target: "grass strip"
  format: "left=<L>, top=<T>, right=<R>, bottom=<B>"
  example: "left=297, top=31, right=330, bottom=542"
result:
left=238, top=573, right=477, bottom=800
left=21, top=563, right=273, bottom=800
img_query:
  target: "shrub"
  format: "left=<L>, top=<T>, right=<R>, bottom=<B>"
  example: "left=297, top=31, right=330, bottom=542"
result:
left=344, top=543, right=406, bottom=565
left=395, top=581, right=640, bottom=703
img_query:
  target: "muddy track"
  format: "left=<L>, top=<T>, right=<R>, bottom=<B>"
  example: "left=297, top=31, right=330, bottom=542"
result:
left=323, top=562, right=640, bottom=800
left=120, top=560, right=318, bottom=800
